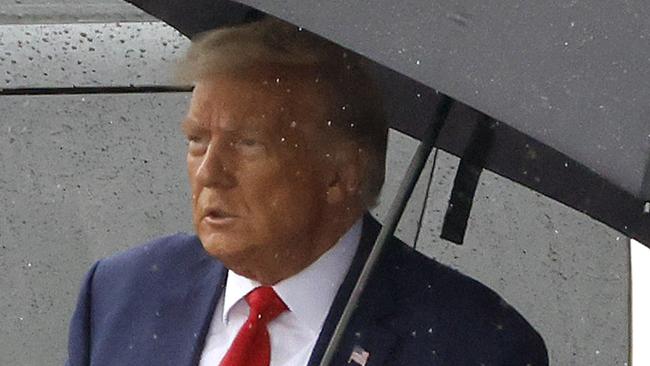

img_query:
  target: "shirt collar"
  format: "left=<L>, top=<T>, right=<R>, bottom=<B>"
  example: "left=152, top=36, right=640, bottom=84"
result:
left=222, top=218, right=363, bottom=333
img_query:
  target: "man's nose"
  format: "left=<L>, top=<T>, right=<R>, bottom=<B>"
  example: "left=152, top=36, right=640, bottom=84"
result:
left=194, top=141, right=237, bottom=189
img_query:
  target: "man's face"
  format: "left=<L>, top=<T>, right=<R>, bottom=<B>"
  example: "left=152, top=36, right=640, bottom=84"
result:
left=183, top=70, right=335, bottom=278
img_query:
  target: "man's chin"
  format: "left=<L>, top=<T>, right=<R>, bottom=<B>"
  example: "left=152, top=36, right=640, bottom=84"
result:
left=197, top=232, right=249, bottom=262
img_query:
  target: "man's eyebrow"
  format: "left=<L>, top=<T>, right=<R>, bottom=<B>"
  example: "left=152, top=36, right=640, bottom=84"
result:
left=181, top=117, right=266, bottom=134
left=181, top=118, right=208, bottom=134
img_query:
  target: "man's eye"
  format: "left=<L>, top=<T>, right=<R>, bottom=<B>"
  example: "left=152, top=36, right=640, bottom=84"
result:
left=234, top=138, right=266, bottom=154
left=186, top=135, right=208, bottom=154
left=237, top=138, right=259, bottom=146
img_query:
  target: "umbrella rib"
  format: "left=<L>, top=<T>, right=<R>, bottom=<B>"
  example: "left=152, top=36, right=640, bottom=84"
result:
left=318, top=95, right=454, bottom=366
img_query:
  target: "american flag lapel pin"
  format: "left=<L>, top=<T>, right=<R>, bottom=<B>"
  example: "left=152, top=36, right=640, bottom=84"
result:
left=348, top=345, right=370, bottom=366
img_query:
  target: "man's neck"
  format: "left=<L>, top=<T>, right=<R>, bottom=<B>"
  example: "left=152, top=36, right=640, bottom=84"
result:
left=233, top=208, right=364, bottom=285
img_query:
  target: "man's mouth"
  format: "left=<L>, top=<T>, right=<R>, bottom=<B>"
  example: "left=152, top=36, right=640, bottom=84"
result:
left=203, top=208, right=238, bottom=226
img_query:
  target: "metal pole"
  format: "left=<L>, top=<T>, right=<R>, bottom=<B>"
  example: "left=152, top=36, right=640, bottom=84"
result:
left=318, top=95, right=454, bottom=366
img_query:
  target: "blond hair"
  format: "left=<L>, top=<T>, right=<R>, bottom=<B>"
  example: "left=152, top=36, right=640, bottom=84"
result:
left=177, top=17, right=387, bottom=208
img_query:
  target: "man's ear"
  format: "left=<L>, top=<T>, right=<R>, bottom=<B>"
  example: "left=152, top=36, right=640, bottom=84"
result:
left=325, top=145, right=363, bottom=204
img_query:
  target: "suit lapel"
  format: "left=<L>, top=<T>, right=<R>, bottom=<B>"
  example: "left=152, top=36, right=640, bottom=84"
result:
left=152, top=237, right=228, bottom=366
left=308, top=214, right=398, bottom=366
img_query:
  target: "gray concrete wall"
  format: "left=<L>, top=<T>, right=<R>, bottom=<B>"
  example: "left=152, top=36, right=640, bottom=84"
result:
left=0, top=12, right=630, bottom=366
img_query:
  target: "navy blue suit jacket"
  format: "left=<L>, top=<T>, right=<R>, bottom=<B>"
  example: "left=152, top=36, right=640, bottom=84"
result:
left=66, top=215, right=548, bottom=365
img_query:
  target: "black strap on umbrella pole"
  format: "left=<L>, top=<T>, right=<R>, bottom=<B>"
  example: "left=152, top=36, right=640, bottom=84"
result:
left=319, top=95, right=454, bottom=366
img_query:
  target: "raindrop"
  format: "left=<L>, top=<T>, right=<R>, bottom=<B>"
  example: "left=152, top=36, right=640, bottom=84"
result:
left=349, top=123, right=355, bottom=128
left=152, top=333, right=158, bottom=340
left=275, top=77, right=280, bottom=83
left=327, top=120, right=332, bottom=126
left=416, top=60, right=421, bottom=65
left=280, top=137, right=286, bottom=142
left=290, top=121, right=297, bottom=128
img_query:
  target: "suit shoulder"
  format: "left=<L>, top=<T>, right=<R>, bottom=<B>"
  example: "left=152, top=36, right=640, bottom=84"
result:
left=381, top=240, right=548, bottom=364
left=92, top=233, right=207, bottom=285
left=384, top=240, right=522, bottom=315
left=100, top=233, right=202, bottom=266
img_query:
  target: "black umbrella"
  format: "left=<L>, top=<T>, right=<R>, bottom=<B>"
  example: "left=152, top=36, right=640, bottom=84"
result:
left=121, top=0, right=649, bottom=363
left=123, top=0, right=650, bottom=248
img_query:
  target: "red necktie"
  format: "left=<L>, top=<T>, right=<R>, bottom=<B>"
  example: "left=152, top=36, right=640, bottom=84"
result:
left=220, top=286, right=288, bottom=366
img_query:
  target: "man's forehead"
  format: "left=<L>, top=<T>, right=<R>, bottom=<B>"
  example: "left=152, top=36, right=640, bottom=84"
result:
left=187, top=73, right=331, bottom=132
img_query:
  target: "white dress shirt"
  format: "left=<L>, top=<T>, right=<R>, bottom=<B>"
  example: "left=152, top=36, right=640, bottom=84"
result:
left=199, top=219, right=362, bottom=366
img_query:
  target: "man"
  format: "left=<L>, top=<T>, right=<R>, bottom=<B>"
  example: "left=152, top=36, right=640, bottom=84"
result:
left=66, top=18, right=548, bottom=366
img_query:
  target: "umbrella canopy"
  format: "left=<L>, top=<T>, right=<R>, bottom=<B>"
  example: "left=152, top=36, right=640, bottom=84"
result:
left=124, top=0, right=650, bottom=248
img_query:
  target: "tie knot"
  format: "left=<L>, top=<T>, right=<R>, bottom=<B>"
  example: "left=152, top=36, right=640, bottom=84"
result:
left=245, top=286, right=287, bottom=323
